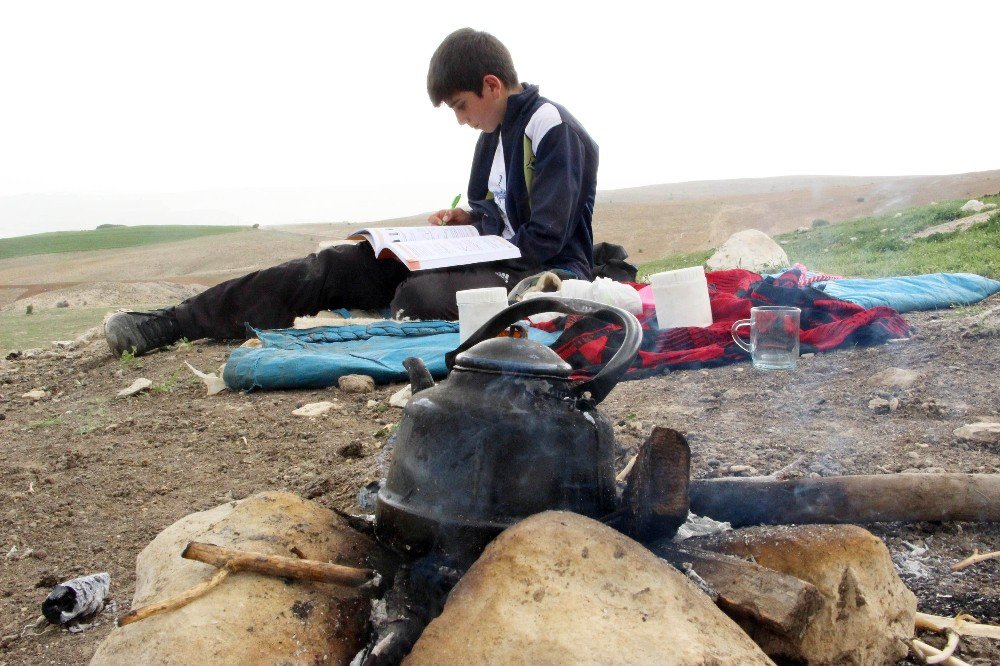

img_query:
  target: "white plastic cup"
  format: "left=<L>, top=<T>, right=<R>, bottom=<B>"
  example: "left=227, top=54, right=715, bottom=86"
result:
left=650, top=266, right=713, bottom=329
left=456, top=287, right=509, bottom=342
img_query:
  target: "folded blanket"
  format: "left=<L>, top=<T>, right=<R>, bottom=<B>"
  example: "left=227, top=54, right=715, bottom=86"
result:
left=813, top=273, right=1000, bottom=313
left=224, top=321, right=561, bottom=391
left=539, top=267, right=911, bottom=379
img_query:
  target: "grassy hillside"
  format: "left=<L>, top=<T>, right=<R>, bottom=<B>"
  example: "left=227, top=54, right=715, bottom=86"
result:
left=0, top=225, right=250, bottom=260
left=639, top=196, right=1000, bottom=279
left=0, top=306, right=113, bottom=355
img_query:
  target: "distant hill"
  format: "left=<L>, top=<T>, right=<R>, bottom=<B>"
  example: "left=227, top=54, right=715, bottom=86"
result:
left=1, top=171, right=997, bottom=293
left=0, top=225, right=248, bottom=261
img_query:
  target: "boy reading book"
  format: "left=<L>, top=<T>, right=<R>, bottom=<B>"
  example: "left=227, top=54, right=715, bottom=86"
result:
left=105, top=27, right=600, bottom=357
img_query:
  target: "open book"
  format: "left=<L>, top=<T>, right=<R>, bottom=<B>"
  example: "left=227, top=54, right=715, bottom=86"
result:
left=347, top=225, right=521, bottom=271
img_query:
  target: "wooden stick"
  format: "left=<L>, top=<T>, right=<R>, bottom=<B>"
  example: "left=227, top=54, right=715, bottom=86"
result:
left=916, top=612, right=1000, bottom=640
left=654, top=542, right=822, bottom=639
left=615, top=454, right=637, bottom=484
left=925, top=631, right=960, bottom=665
left=182, top=542, right=376, bottom=586
left=951, top=549, right=1000, bottom=572
left=117, top=543, right=376, bottom=627
left=118, top=568, right=229, bottom=626
left=911, top=638, right=970, bottom=666
left=689, top=474, right=1000, bottom=527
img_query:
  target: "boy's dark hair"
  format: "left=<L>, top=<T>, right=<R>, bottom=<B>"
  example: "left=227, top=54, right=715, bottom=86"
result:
left=427, top=28, right=518, bottom=106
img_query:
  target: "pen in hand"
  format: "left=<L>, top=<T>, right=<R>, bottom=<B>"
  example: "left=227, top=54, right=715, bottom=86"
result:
left=438, top=193, right=462, bottom=225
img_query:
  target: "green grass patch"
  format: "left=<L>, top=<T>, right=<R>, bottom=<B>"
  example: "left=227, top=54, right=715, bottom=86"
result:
left=118, top=347, right=143, bottom=371
left=76, top=401, right=108, bottom=435
left=152, top=367, right=186, bottom=393
left=638, top=196, right=1000, bottom=279
left=0, top=306, right=110, bottom=356
left=0, top=302, right=166, bottom=356
left=29, top=415, right=65, bottom=429
left=0, top=225, right=251, bottom=260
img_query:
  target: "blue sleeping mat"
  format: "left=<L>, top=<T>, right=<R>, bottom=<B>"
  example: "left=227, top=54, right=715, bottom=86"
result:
left=815, top=273, right=1000, bottom=313
left=223, top=320, right=561, bottom=391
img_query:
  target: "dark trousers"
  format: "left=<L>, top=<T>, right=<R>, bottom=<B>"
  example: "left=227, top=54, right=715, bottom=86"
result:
left=173, top=243, right=538, bottom=340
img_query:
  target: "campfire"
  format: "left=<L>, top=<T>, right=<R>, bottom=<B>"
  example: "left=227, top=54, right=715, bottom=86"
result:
left=87, top=304, right=1000, bottom=665
left=87, top=423, right=1000, bottom=665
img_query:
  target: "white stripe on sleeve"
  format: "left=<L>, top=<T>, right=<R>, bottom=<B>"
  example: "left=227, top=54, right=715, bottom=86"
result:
left=524, top=102, right=563, bottom=149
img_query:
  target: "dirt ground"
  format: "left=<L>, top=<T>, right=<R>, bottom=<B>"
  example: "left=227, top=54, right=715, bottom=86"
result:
left=1, top=297, right=998, bottom=664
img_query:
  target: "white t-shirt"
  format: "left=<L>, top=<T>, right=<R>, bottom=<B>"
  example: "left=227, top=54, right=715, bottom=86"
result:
left=488, top=136, right=513, bottom=239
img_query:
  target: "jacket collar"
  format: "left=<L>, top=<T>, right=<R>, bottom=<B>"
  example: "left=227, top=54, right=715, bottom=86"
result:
left=500, top=83, right=539, bottom=132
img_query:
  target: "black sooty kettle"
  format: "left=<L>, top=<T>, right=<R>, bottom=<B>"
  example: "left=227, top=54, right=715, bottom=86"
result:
left=375, top=297, right=642, bottom=559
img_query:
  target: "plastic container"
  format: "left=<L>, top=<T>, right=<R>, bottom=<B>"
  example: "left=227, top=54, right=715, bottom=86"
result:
left=42, top=572, right=111, bottom=624
left=557, top=278, right=643, bottom=314
left=456, top=287, right=509, bottom=342
left=650, top=266, right=713, bottom=329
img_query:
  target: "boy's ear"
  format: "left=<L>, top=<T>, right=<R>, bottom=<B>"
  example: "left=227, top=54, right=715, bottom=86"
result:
left=482, top=74, right=504, bottom=97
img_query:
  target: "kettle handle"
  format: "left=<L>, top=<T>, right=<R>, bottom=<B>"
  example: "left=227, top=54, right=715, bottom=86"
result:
left=445, top=297, right=642, bottom=405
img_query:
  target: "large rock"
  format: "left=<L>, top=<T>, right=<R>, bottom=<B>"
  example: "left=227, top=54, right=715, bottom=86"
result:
left=706, top=229, right=789, bottom=272
left=339, top=374, right=375, bottom=394
left=91, top=492, right=380, bottom=665
left=866, top=367, right=922, bottom=390
left=954, top=422, right=1000, bottom=444
left=406, top=511, right=773, bottom=665
left=702, top=524, right=915, bottom=665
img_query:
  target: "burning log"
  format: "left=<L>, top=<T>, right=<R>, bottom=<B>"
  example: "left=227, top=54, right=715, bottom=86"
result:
left=689, top=474, right=1000, bottom=527
left=654, top=543, right=822, bottom=639
left=620, top=427, right=690, bottom=541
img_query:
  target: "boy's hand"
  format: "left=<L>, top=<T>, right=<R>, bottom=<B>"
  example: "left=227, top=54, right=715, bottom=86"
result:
left=428, top=208, right=472, bottom=226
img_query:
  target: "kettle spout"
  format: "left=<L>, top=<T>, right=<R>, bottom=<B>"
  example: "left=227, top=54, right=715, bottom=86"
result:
left=402, top=357, right=435, bottom=395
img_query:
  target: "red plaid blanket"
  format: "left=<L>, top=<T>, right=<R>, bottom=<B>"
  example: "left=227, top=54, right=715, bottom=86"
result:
left=538, top=267, right=910, bottom=379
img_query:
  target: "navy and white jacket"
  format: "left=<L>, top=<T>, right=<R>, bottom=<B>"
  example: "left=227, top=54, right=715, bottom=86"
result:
left=467, top=84, right=599, bottom=280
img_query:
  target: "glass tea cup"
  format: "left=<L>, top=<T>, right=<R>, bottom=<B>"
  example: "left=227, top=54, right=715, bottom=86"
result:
left=730, top=306, right=801, bottom=370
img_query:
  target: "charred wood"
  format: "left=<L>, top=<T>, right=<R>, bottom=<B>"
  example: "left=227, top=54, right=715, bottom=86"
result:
left=620, top=427, right=690, bottom=541
left=690, top=474, right=1000, bottom=527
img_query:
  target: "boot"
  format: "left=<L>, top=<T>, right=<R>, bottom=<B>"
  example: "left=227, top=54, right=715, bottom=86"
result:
left=104, top=307, right=183, bottom=357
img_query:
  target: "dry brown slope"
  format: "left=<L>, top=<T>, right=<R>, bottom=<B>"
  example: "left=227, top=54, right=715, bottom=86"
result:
left=276, top=171, right=1000, bottom=261
left=2, top=171, right=997, bottom=293
left=591, top=171, right=1000, bottom=258
left=0, top=228, right=317, bottom=287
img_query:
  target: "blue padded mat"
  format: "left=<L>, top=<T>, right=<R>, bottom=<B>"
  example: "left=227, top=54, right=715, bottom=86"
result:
left=223, top=320, right=561, bottom=391
left=814, top=273, right=1000, bottom=313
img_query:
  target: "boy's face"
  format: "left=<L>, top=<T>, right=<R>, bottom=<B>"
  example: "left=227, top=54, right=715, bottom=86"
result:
left=445, top=75, right=507, bottom=133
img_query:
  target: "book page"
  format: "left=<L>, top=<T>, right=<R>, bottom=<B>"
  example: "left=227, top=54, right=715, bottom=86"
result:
left=382, top=235, right=521, bottom=271
left=347, top=225, right=478, bottom=253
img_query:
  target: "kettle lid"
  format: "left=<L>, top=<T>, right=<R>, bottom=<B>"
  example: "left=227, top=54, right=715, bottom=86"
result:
left=454, top=337, right=572, bottom=378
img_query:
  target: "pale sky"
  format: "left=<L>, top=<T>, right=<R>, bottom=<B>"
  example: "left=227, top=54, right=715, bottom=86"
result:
left=1, top=0, right=997, bottom=238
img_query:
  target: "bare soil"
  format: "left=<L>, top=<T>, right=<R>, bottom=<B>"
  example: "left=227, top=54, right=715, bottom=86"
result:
left=0, top=296, right=998, bottom=664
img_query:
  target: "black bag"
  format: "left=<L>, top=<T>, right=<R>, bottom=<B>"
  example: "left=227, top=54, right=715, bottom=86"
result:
left=592, top=242, right=638, bottom=281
